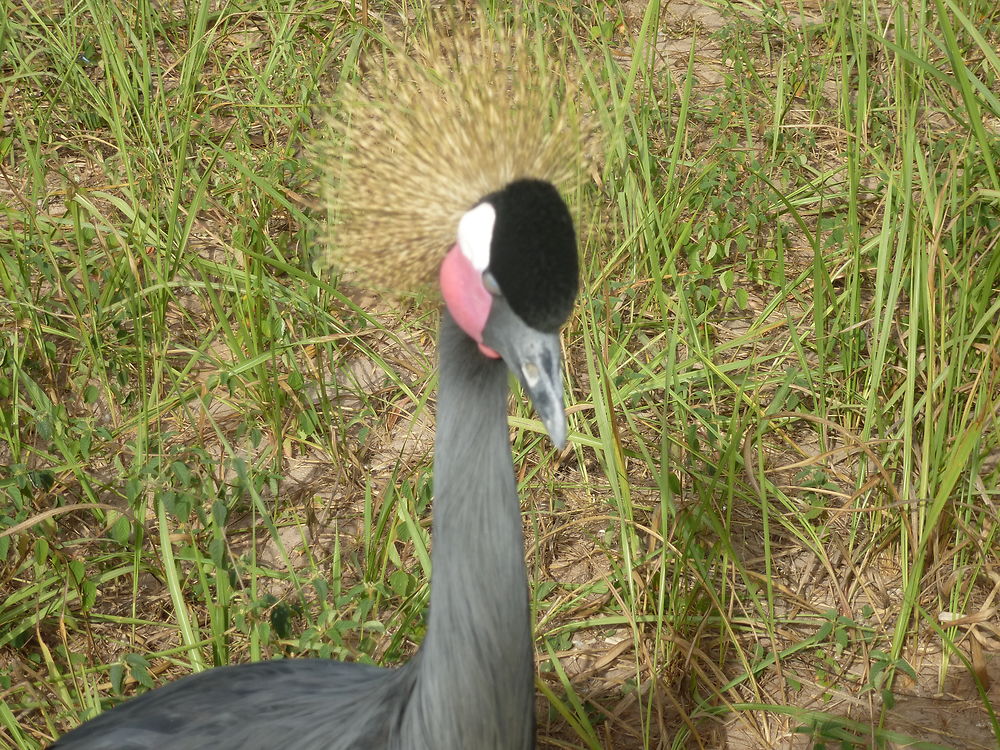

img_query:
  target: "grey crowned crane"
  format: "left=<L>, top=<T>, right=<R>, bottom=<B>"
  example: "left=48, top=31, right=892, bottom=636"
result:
left=51, top=15, right=593, bottom=750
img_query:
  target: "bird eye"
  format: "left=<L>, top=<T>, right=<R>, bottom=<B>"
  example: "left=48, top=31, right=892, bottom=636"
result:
left=482, top=271, right=502, bottom=296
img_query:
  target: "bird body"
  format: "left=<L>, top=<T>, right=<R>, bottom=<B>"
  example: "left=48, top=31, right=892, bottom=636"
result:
left=50, top=660, right=408, bottom=749
left=53, top=306, right=543, bottom=750
left=52, top=14, right=592, bottom=750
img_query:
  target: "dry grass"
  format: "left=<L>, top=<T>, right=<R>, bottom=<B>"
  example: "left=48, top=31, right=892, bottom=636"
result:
left=2, top=1, right=999, bottom=749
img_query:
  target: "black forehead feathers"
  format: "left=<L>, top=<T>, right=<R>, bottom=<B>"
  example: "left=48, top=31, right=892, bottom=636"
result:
left=483, top=179, right=578, bottom=332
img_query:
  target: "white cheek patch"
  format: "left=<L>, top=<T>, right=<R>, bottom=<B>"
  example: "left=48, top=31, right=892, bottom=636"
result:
left=457, top=202, right=496, bottom=272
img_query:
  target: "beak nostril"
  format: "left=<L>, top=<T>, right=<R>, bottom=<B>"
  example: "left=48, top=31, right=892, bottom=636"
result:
left=521, top=362, right=541, bottom=388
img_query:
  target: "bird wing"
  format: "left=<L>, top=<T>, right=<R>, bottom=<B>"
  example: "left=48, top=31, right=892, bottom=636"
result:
left=51, top=659, right=414, bottom=750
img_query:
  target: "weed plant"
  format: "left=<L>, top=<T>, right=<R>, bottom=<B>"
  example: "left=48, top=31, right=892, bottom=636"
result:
left=1, top=1, right=998, bottom=748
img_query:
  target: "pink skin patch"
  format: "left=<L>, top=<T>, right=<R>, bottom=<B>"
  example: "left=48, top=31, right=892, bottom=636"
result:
left=440, top=245, right=500, bottom=358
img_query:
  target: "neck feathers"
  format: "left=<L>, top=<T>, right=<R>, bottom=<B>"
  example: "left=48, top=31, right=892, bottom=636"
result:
left=401, top=312, right=535, bottom=749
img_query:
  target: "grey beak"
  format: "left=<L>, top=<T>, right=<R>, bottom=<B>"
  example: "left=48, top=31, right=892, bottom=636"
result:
left=482, top=299, right=568, bottom=449
left=510, top=330, right=566, bottom=449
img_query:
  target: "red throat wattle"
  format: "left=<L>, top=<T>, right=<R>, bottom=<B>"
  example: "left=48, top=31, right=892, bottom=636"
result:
left=440, top=245, right=500, bottom=358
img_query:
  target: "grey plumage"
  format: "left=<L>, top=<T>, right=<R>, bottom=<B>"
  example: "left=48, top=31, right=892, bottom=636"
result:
left=51, top=14, right=590, bottom=750
left=50, top=661, right=409, bottom=749
left=52, top=307, right=565, bottom=750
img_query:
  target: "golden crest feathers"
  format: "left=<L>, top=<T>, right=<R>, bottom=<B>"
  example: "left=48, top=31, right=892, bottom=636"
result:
left=316, top=15, right=596, bottom=290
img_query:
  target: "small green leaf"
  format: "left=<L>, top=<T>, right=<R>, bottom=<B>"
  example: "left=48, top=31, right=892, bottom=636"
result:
left=211, top=500, right=227, bottom=528
left=68, top=559, right=86, bottom=586
left=110, top=515, right=131, bottom=544
left=881, top=688, right=895, bottom=710
left=270, top=602, right=295, bottom=639
left=124, top=654, right=153, bottom=688
left=171, top=461, right=192, bottom=486
left=110, top=663, right=125, bottom=694
left=389, top=570, right=413, bottom=596
left=81, top=580, right=98, bottom=610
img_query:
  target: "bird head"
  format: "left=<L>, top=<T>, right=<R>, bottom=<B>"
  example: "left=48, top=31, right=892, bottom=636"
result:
left=440, top=179, right=577, bottom=448
left=318, top=17, right=598, bottom=449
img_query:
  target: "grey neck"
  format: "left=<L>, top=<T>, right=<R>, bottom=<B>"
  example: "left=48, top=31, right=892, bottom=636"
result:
left=400, top=311, right=535, bottom=749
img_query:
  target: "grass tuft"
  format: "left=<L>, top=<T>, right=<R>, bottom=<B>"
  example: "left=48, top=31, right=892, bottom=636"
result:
left=2, top=1, right=998, bottom=748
